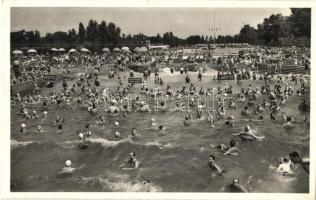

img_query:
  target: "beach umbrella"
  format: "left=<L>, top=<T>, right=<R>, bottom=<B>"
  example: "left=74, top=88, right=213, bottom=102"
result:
left=69, top=48, right=77, bottom=53
left=27, top=49, right=37, bottom=53
left=51, top=48, right=58, bottom=52
left=113, top=48, right=121, bottom=52
left=139, top=47, right=148, bottom=52
left=80, top=48, right=90, bottom=53
left=58, top=48, right=65, bottom=52
left=12, top=50, right=23, bottom=55
left=102, top=48, right=110, bottom=52
left=121, top=46, right=129, bottom=51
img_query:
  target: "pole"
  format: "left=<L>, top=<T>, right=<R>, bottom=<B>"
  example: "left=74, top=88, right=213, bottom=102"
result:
left=212, top=88, right=215, bottom=111
left=213, top=10, right=216, bottom=47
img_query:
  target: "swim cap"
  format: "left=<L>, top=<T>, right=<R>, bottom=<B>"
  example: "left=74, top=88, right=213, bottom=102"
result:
left=245, top=125, right=250, bottom=131
left=115, top=131, right=120, bottom=137
left=79, top=133, right=84, bottom=139
left=151, top=118, right=155, bottom=122
left=21, top=123, right=26, bottom=128
left=115, top=122, right=119, bottom=126
left=65, top=160, right=72, bottom=167
left=44, top=111, right=48, bottom=115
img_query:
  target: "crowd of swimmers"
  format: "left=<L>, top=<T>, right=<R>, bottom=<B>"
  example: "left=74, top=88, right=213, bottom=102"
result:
left=12, top=53, right=310, bottom=192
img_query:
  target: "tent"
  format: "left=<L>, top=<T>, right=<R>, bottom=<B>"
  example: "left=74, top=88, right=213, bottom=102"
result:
left=80, top=48, right=90, bottom=53
left=51, top=48, right=58, bottom=52
left=69, top=48, right=77, bottom=53
left=12, top=50, right=23, bottom=55
left=102, top=48, right=110, bottom=52
left=58, top=48, right=65, bottom=52
left=113, top=48, right=121, bottom=52
left=27, top=49, right=37, bottom=53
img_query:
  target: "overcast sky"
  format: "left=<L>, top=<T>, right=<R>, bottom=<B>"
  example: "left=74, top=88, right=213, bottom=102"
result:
left=11, top=7, right=291, bottom=38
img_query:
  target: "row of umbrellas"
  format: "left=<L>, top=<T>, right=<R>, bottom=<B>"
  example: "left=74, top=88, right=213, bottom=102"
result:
left=12, top=46, right=149, bottom=55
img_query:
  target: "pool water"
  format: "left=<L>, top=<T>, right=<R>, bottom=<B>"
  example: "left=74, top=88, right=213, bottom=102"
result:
left=11, top=70, right=310, bottom=192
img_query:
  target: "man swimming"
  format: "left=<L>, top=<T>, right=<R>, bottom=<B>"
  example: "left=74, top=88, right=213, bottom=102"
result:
left=120, top=152, right=140, bottom=169
left=233, top=125, right=264, bottom=141
left=218, top=139, right=241, bottom=156
left=208, top=154, right=224, bottom=175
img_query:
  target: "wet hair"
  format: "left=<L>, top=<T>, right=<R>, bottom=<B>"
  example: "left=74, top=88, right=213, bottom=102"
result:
left=58, top=124, right=63, bottom=130
left=258, top=116, right=264, bottom=120
left=244, top=106, right=248, bottom=110
left=160, top=101, right=165, bottom=106
left=230, top=140, right=236, bottom=147
left=159, top=125, right=163, bottom=130
left=289, top=151, right=300, bottom=158
left=209, top=154, right=215, bottom=160
left=85, top=124, right=90, bottom=129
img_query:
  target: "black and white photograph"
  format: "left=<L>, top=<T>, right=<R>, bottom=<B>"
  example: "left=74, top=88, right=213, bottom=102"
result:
left=3, top=1, right=314, bottom=198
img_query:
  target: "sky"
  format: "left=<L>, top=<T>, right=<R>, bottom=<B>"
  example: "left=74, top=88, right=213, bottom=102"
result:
left=11, top=7, right=292, bottom=38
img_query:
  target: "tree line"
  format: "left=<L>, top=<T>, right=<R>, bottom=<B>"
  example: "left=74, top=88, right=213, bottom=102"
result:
left=11, top=8, right=310, bottom=51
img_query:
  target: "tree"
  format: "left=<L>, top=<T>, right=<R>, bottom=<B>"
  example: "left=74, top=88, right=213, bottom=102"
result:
left=67, top=29, right=77, bottom=43
left=238, top=24, right=258, bottom=44
left=86, top=20, right=98, bottom=41
left=289, top=8, right=311, bottom=38
left=78, top=22, right=86, bottom=43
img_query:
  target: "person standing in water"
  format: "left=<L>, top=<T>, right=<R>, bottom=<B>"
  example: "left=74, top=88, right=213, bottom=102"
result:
left=120, top=152, right=140, bottom=169
left=208, top=154, right=224, bottom=175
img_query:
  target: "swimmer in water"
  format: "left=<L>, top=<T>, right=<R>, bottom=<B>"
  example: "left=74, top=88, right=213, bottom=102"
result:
left=208, top=154, right=224, bottom=175
left=120, top=152, right=140, bottom=169
left=57, top=160, right=76, bottom=177
left=218, top=140, right=241, bottom=156
left=224, top=116, right=235, bottom=127
left=184, top=115, right=192, bottom=126
left=115, top=131, right=121, bottom=138
left=224, top=178, right=248, bottom=193
left=207, top=113, right=215, bottom=128
left=233, top=125, right=264, bottom=141
left=20, top=123, right=26, bottom=133
left=228, top=99, right=237, bottom=109
left=37, top=125, right=44, bottom=133
left=277, top=157, right=294, bottom=176
left=241, top=106, right=250, bottom=116
left=56, top=124, right=63, bottom=133
left=197, top=105, right=204, bottom=119
left=289, top=151, right=309, bottom=174
left=129, top=128, right=140, bottom=141
left=151, top=118, right=157, bottom=127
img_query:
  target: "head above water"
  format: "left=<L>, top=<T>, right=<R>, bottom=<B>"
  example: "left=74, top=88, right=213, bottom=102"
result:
left=233, top=178, right=240, bottom=186
left=230, top=140, right=236, bottom=147
left=209, top=154, right=215, bottom=161
left=289, top=151, right=301, bottom=163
